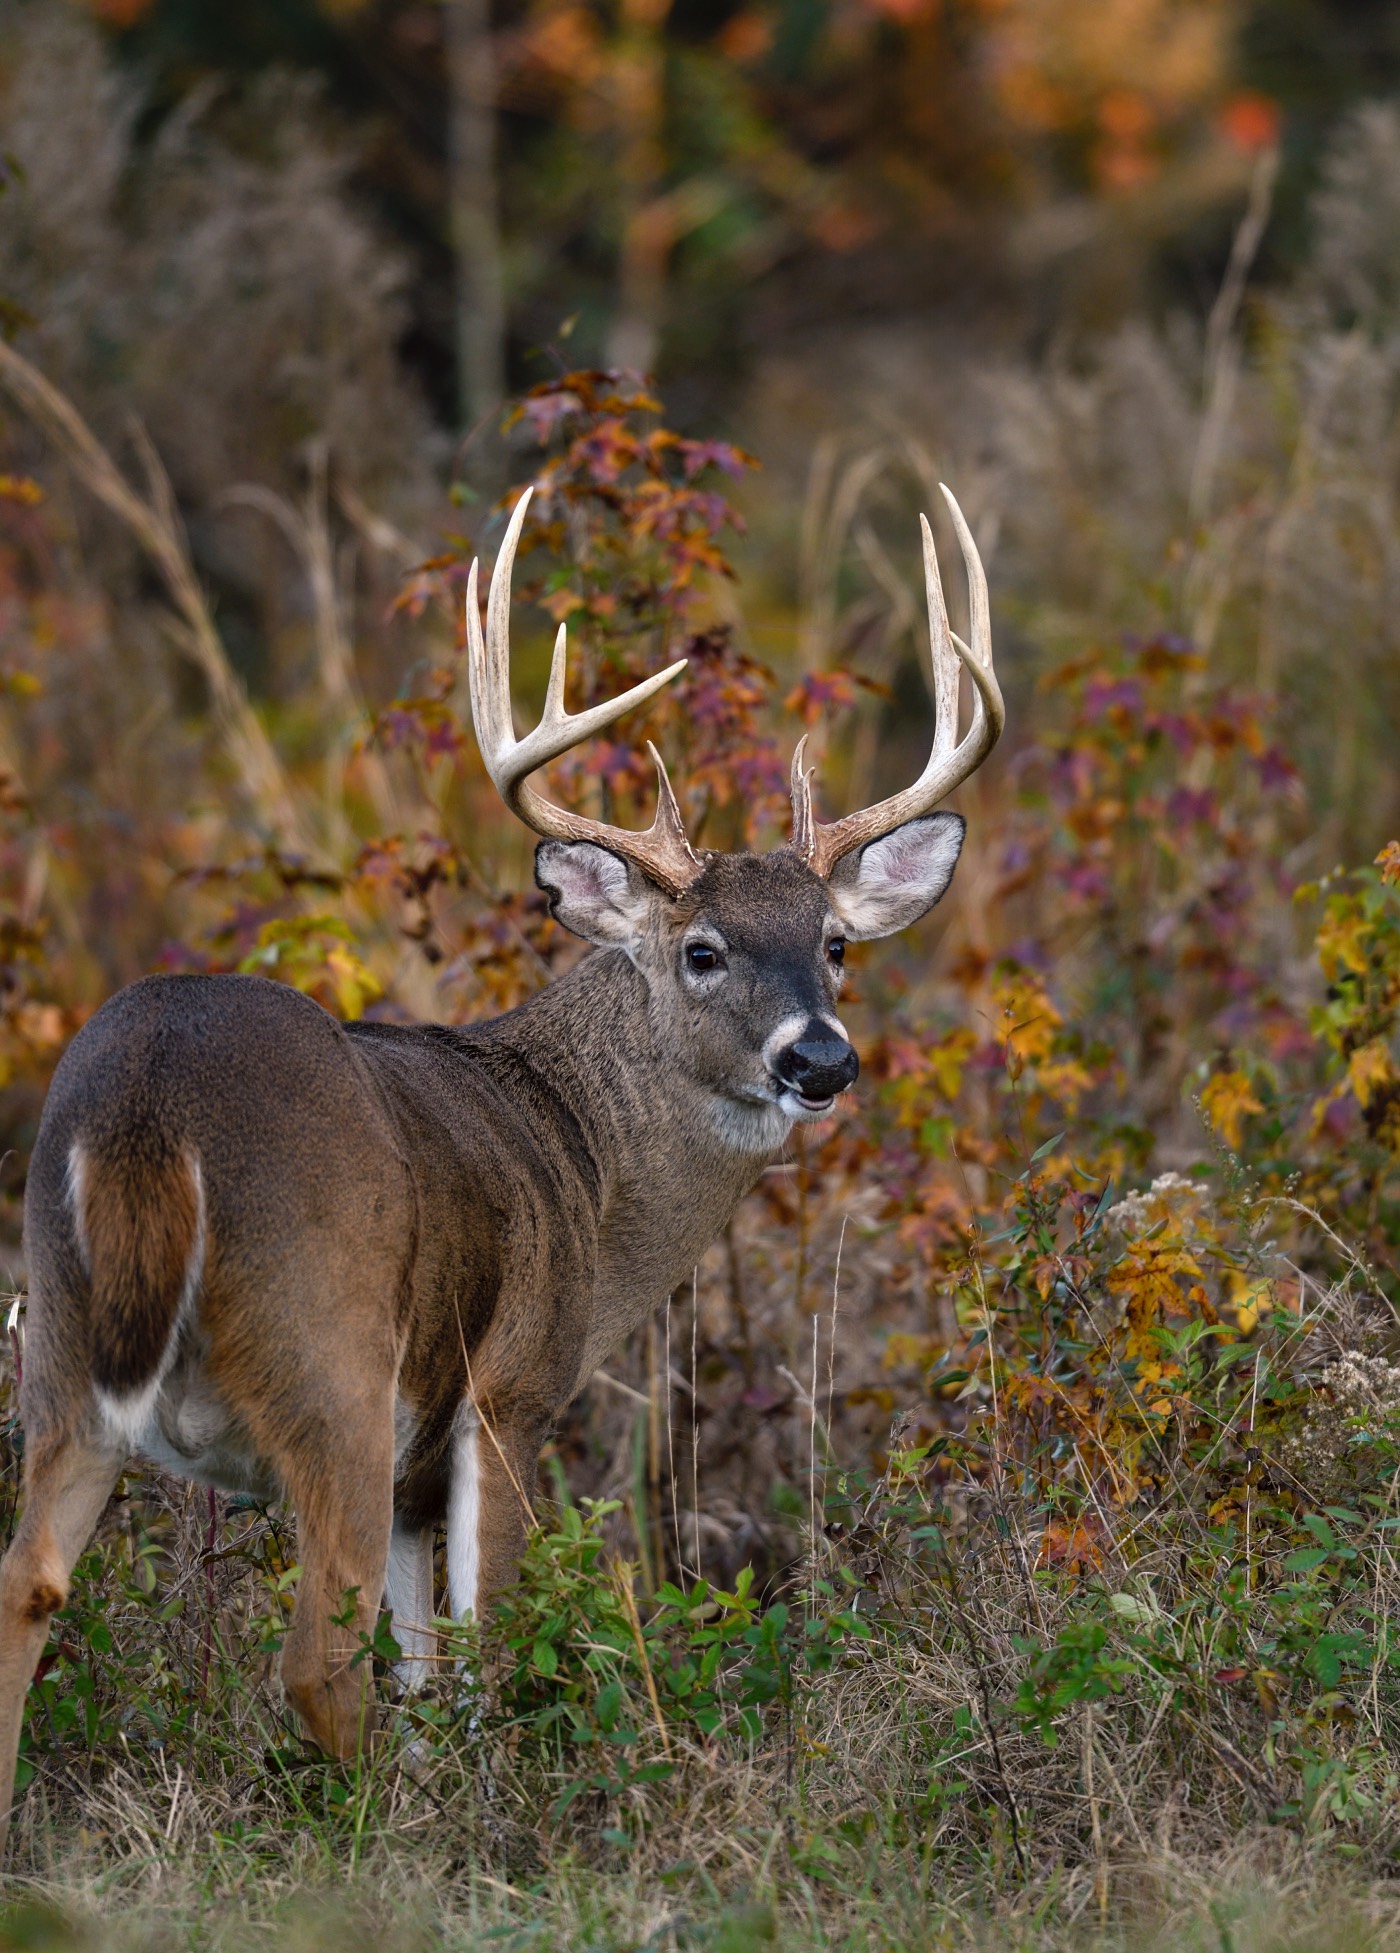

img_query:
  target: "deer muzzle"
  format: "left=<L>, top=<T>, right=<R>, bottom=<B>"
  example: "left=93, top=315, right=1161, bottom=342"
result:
left=772, top=1026, right=860, bottom=1110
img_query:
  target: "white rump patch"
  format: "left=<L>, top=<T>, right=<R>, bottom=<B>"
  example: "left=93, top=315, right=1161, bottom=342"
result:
left=446, top=1400, right=482, bottom=1619
left=89, top=1150, right=207, bottom=1455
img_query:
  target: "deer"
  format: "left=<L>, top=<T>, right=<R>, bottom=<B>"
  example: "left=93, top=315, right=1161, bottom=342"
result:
left=0, top=483, right=1002, bottom=1844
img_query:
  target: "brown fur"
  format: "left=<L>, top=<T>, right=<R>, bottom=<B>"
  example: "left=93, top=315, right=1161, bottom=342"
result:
left=0, top=827, right=967, bottom=1849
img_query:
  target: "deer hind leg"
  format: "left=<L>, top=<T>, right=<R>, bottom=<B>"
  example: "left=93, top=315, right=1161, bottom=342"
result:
left=270, top=1403, right=395, bottom=1761
left=0, top=1427, right=125, bottom=1851
left=447, top=1401, right=545, bottom=1620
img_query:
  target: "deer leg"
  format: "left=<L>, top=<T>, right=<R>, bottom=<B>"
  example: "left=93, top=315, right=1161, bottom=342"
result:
left=383, top=1520, right=435, bottom=1693
left=272, top=1409, right=395, bottom=1760
left=0, top=1426, right=125, bottom=1853
left=447, top=1401, right=544, bottom=1620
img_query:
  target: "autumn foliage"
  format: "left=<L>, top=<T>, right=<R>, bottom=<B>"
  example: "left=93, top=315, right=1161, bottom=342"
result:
left=5, top=355, right=1400, bottom=1934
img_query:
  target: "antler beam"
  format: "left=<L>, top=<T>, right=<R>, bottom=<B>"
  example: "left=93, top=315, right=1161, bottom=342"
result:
left=467, top=488, right=703, bottom=897
left=790, top=485, right=1004, bottom=878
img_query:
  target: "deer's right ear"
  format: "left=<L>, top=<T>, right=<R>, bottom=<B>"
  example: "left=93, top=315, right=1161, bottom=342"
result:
left=535, top=840, right=655, bottom=950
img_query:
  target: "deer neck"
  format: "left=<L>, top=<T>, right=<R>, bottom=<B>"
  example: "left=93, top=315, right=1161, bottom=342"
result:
left=481, top=949, right=787, bottom=1349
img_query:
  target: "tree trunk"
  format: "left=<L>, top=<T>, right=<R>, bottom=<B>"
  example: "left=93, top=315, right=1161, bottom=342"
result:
left=605, top=0, right=673, bottom=376
left=445, top=0, right=506, bottom=425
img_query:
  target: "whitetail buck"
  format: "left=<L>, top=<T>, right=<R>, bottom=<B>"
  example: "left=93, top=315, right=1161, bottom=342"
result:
left=0, top=485, right=1001, bottom=1841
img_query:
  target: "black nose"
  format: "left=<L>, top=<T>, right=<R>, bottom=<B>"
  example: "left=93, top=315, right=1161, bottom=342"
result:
left=774, top=1027, right=859, bottom=1100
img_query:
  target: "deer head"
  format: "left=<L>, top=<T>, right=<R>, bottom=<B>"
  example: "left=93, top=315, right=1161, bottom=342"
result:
left=467, top=487, right=1003, bottom=1145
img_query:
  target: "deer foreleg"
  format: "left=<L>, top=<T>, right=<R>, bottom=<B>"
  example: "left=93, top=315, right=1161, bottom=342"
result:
left=0, top=1427, right=125, bottom=1856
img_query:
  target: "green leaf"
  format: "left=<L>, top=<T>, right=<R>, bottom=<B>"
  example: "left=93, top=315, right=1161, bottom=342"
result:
left=1107, top=1591, right=1160, bottom=1623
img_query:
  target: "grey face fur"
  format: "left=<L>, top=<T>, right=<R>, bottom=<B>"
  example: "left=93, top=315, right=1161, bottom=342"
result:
left=535, top=809, right=967, bottom=1142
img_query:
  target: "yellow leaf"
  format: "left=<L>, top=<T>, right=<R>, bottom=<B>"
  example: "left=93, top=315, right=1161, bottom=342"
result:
left=1200, top=1068, right=1264, bottom=1149
left=1316, top=905, right=1372, bottom=982
left=324, top=945, right=382, bottom=1022
left=992, top=971, right=1062, bottom=1064
left=1110, top=1239, right=1203, bottom=1359
left=1036, top=1057, right=1095, bottom=1110
left=1376, top=841, right=1400, bottom=886
left=1227, top=1271, right=1273, bottom=1336
left=928, top=1028, right=976, bottom=1101
left=1347, top=1039, right=1396, bottom=1110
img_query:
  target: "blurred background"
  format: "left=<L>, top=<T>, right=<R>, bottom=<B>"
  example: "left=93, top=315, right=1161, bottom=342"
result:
left=5, top=0, right=1400, bottom=905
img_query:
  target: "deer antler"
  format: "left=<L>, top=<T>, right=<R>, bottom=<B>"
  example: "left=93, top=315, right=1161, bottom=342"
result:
left=467, top=488, right=703, bottom=897
left=790, top=485, right=1004, bottom=878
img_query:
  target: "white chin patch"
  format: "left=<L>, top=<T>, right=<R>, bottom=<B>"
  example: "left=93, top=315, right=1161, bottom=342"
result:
left=777, top=1086, right=836, bottom=1123
left=709, top=1095, right=793, bottom=1154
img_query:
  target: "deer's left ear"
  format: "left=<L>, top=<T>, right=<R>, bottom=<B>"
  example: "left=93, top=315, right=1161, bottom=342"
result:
left=826, top=813, right=965, bottom=941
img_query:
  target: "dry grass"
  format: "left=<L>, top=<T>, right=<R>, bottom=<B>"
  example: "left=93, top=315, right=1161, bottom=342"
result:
left=4, top=1243, right=1400, bottom=1952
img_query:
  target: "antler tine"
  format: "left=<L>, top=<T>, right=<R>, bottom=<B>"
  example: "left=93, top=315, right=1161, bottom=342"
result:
left=924, top=510, right=958, bottom=764
left=467, top=488, right=702, bottom=897
left=789, top=734, right=817, bottom=860
left=790, top=485, right=1004, bottom=879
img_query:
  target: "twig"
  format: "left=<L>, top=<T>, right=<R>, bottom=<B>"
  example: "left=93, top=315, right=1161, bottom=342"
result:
left=1188, top=146, right=1280, bottom=525
left=0, top=337, right=308, bottom=847
left=808, top=1312, right=819, bottom=1600
left=666, top=1296, right=682, bottom=1582
left=1083, top=1703, right=1107, bottom=1923
left=614, top=1562, right=672, bottom=1759
left=691, top=1268, right=701, bottom=1587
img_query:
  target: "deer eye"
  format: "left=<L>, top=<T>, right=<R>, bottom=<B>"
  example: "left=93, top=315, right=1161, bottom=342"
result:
left=686, top=942, right=725, bottom=974
left=827, top=937, right=847, bottom=967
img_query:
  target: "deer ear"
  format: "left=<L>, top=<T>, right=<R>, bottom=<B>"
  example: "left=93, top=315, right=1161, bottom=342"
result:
left=535, top=840, right=655, bottom=950
left=827, top=813, right=965, bottom=941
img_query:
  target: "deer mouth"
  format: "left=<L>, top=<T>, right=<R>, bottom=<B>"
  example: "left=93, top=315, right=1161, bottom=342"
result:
left=770, top=1078, right=839, bottom=1120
